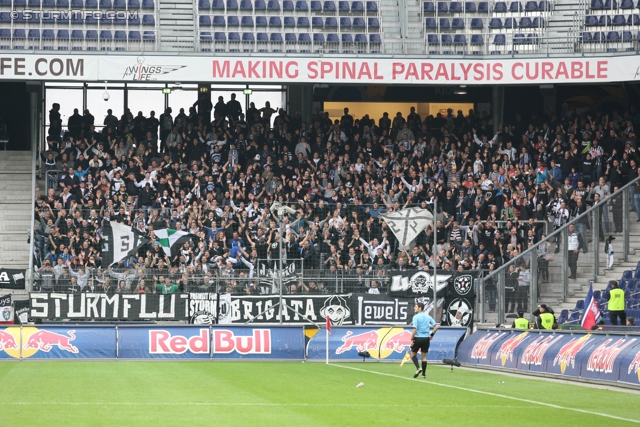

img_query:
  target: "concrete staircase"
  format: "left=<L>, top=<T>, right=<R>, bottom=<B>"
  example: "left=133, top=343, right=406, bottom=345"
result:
left=542, top=0, right=584, bottom=54
left=380, top=0, right=404, bottom=53
left=403, top=0, right=425, bottom=54
left=158, top=0, right=196, bottom=51
left=0, top=151, right=32, bottom=270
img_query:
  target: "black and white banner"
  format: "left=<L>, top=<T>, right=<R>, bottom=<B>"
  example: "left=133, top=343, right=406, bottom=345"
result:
left=188, top=292, right=232, bottom=324
left=102, top=221, right=150, bottom=266
left=29, top=293, right=190, bottom=320
left=256, top=259, right=303, bottom=294
left=381, top=208, right=433, bottom=249
left=0, top=294, right=12, bottom=323
left=0, top=269, right=26, bottom=290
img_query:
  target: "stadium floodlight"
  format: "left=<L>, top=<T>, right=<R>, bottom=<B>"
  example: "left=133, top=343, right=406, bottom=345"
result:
left=243, top=88, right=253, bottom=95
left=162, top=88, right=171, bottom=94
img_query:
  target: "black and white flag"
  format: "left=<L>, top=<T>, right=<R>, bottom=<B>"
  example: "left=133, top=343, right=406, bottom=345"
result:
left=102, top=221, right=150, bottom=266
left=0, top=294, right=12, bottom=323
left=380, top=208, right=433, bottom=249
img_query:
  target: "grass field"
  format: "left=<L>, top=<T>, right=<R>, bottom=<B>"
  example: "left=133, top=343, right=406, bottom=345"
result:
left=0, top=361, right=638, bottom=427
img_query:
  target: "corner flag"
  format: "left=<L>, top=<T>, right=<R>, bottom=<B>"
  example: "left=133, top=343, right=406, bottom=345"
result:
left=581, top=283, right=602, bottom=330
left=326, top=315, right=331, bottom=333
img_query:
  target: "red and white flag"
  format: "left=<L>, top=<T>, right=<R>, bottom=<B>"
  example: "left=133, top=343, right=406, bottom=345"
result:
left=581, top=284, right=602, bottom=330
left=326, top=316, right=331, bottom=334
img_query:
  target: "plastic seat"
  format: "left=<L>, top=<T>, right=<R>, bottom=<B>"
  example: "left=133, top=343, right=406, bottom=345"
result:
left=42, top=29, right=55, bottom=39
left=628, top=14, right=640, bottom=25
left=604, top=0, right=617, bottom=7
left=532, top=17, right=543, bottom=27
left=100, top=0, right=112, bottom=7
left=452, top=18, right=465, bottom=28
left=312, top=16, right=323, bottom=28
left=327, top=33, right=339, bottom=43
left=478, top=1, right=488, bottom=11
left=142, top=14, right=155, bottom=25
left=128, top=0, right=140, bottom=6
left=57, top=29, right=69, bottom=39
left=470, top=34, right=484, bottom=44
left=450, top=1, right=462, bottom=11
left=340, top=17, right=352, bottom=28
left=441, top=34, right=453, bottom=44
left=256, top=16, right=267, bottom=26
left=354, top=33, right=367, bottom=43
left=296, top=0, right=308, bottom=10
left=366, top=0, right=376, bottom=11
left=199, top=16, right=211, bottom=26
left=200, top=31, right=213, bottom=42
left=254, top=0, right=267, bottom=10
left=369, top=33, right=381, bottom=43
left=424, top=1, right=434, bottom=11
left=621, top=0, right=634, bottom=7
left=85, top=0, right=98, bottom=7
left=368, top=17, right=379, bottom=28
left=267, top=0, right=280, bottom=9
left=352, top=0, right=363, bottom=11
left=524, top=0, right=537, bottom=10
left=299, top=33, right=311, bottom=42
left=212, top=15, right=225, bottom=25
left=493, top=33, right=506, bottom=44
left=283, top=0, right=294, bottom=9
left=591, top=0, right=604, bottom=7
left=612, top=14, right=626, bottom=25
left=198, top=0, right=210, bottom=7
left=240, top=0, right=252, bottom=9
left=313, top=33, right=325, bottom=44
left=227, top=0, right=238, bottom=8
left=71, top=30, right=84, bottom=39
left=325, top=17, right=338, bottom=27
left=427, top=33, right=438, bottom=44
left=270, top=33, right=282, bottom=44
left=323, top=0, right=336, bottom=11
left=242, top=32, right=254, bottom=42
left=494, top=1, right=507, bottom=11
left=471, top=18, right=484, bottom=28
left=342, top=33, right=353, bottom=43
left=310, top=0, right=321, bottom=9
left=585, top=15, right=598, bottom=26
left=598, top=15, right=611, bottom=26
left=489, top=17, right=502, bottom=28
left=437, top=1, right=448, bottom=12
left=509, top=1, right=521, bottom=11
left=114, top=30, right=126, bottom=40
left=504, top=17, right=515, bottom=28
left=338, top=0, right=349, bottom=10
left=270, top=16, right=282, bottom=27
left=464, top=1, right=476, bottom=11
left=100, top=30, right=112, bottom=40
left=623, top=270, right=634, bottom=280
left=113, top=0, right=126, bottom=7
left=142, top=0, right=154, bottom=7
left=297, top=16, right=309, bottom=27
left=512, top=33, right=525, bottom=44
left=623, top=30, right=633, bottom=40
left=282, top=17, right=294, bottom=29
left=228, top=15, right=239, bottom=25
left=439, top=17, right=450, bottom=28
left=353, top=17, right=365, bottom=28
left=129, top=30, right=141, bottom=40
left=519, top=17, right=532, bottom=27
left=453, top=34, right=466, bottom=44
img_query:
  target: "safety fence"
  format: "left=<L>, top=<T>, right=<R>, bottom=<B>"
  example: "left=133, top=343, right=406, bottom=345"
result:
left=458, top=327, right=640, bottom=386
left=0, top=324, right=467, bottom=361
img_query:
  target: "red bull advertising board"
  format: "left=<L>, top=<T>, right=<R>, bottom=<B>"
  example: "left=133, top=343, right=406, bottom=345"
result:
left=458, top=329, right=640, bottom=386
left=306, top=327, right=467, bottom=361
left=0, top=326, right=116, bottom=359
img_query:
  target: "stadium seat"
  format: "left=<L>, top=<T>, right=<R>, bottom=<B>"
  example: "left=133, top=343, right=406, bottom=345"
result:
left=200, top=31, right=213, bottom=42
left=312, top=16, right=323, bottom=28
left=425, top=17, right=437, bottom=28
left=129, top=30, right=141, bottom=40
left=268, top=0, right=280, bottom=9
left=57, top=29, right=69, bottom=39
left=325, top=17, right=338, bottom=28
left=353, top=17, right=365, bottom=28
left=342, top=33, right=353, bottom=44
left=424, top=1, right=435, bottom=11
left=283, top=0, right=294, bottom=9
left=241, top=16, right=254, bottom=27
left=470, top=18, right=484, bottom=29
left=464, top=1, right=476, bottom=11
left=478, top=1, right=489, bottom=11
left=585, top=15, right=598, bottom=26
left=453, top=34, right=466, bottom=44
left=297, top=16, right=309, bottom=27
left=494, top=33, right=506, bottom=44
left=71, top=30, right=84, bottom=39
left=532, top=17, right=544, bottom=27
left=575, top=300, right=585, bottom=310
left=509, top=1, right=521, bottom=11
left=452, top=18, right=465, bottom=28
left=324, top=0, right=336, bottom=11
left=228, top=15, right=239, bottom=25
left=128, top=0, right=140, bottom=7
left=439, top=17, right=450, bottom=28
left=85, top=0, right=98, bottom=7
left=327, top=33, right=339, bottom=43
left=254, top=0, right=267, bottom=10
left=351, top=0, right=363, bottom=11
left=612, top=14, right=626, bottom=25
left=470, top=34, right=484, bottom=44
left=604, top=0, right=617, bottom=8
left=114, top=30, right=126, bottom=40
left=519, top=17, right=532, bottom=27
left=199, top=16, right=211, bottom=26
left=598, top=15, right=611, bottom=26
left=113, top=0, right=126, bottom=7
left=489, top=18, right=502, bottom=28
left=628, top=14, right=640, bottom=25
left=99, top=30, right=112, bottom=41
left=450, top=1, right=462, bottom=12
left=623, top=270, right=634, bottom=280
left=582, top=31, right=594, bottom=42
left=621, top=0, right=634, bottom=7
left=310, top=0, right=321, bottom=9
left=270, top=16, right=282, bottom=27
left=296, top=0, right=308, bottom=9
left=504, top=17, right=515, bottom=28
left=256, top=16, right=267, bottom=26
left=591, top=0, right=604, bottom=8
left=212, top=15, right=225, bottom=25
left=142, top=0, right=154, bottom=7
left=313, top=33, right=325, bottom=44
left=366, top=0, right=376, bottom=11
left=437, top=1, right=448, bottom=12
left=338, top=0, right=349, bottom=10
left=142, top=31, right=155, bottom=40
left=524, top=0, right=537, bottom=10
left=494, top=1, right=507, bottom=11
left=142, top=14, right=155, bottom=25
left=100, top=0, right=112, bottom=7
left=299, top=33, right=311, bottom=42
left=56, top=0, right=68, bottom=5
left=240, top=0, right=252, bottom=9
left=368, top=17, right=379, bottom=28
left=340, top=17, right=352, bottom=28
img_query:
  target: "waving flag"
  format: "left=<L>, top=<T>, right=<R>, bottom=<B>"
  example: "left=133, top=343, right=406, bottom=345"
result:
left=102, top=221, right=150, bottom=266
left=155, top=228, right=194, bottom=258
left=580, top=283, right=602, bottom=330
left=380, top=208, right=433, bottom=250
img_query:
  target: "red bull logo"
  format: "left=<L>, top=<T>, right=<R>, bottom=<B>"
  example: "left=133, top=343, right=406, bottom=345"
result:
left=0, top=327, right=79, bottom=358
left=150, top=329, right=210, bottom=355
left=553, top=334, right=592, bottom=374
left=520, top=336, right=562, bottom=366
left=213, top=329, right=271, bottom=355
left=627, top=350, right=640, bottom=382
left=471, top=332, right=505, bottom=360
left=586, top=338, right=637, bottom=374
left=495, top=332, right=528, bottom=366
left=0, top=330, right=18, bottom=351
left=335, top=328, right=412, bottom=359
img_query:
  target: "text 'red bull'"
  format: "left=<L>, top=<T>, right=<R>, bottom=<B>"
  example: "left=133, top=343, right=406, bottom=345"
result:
left=470, top=333, right=505, bottom=360
left=149, top=329, right=209, bottom=354
left=520, top=336, right=562, bottom=366
left=586, top=338, right=637, bottom=374
left=213, top=329, right=271, bottom=355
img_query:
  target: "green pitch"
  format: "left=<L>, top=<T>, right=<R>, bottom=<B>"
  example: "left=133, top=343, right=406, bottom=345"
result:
left=0, top=361, right=638, bottom=426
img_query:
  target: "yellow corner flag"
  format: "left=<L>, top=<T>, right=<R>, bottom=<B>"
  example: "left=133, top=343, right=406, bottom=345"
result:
left=400, top=350, right=411, bottom=367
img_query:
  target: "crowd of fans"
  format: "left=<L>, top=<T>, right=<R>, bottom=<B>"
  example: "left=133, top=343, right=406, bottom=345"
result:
left=32, top=96, right=640, bottom=304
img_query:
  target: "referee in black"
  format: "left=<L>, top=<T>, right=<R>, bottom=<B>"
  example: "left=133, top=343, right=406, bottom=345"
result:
left=410, top=302, right=439, bottom=379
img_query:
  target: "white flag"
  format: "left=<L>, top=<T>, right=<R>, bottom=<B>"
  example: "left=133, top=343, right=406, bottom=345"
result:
left=380, top=208, right=433, bottom=249
left=102, top=221, right=150, bottom=266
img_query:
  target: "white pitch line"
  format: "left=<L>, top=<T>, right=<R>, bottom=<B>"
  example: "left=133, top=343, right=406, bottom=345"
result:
left=0, top=402, right=531, bottom=408
left=330, top=364, right=640, bottom=425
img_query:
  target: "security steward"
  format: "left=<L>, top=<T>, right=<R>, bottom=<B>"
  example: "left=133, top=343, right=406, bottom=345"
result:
left=511, top=311, right=530, bottom=329
left=533, top=304, right=556, bottom=330
left=607, top=280, right=627, bottom=325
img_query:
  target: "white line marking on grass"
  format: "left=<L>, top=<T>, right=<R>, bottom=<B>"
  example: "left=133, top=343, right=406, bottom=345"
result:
left=0, top=402, right=531, bottom=408
left=330, top=364, right=640, bottom=425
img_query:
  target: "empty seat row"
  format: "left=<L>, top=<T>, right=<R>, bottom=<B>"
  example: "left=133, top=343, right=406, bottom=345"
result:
left=199, top=0, right=378, bottom=12
left=426, top=16, right=544, bottom=28
left=585, top=14, right=640, bottom=25
left=0, top=28, right=154, bottom=39
left=582, top=30, right=634, bottom=40
left=591, top=0, right=640, bottom=9
left=201, top=30, right=375, bottom=42
left=0, top=0, right=155, bottom=7
left=424, top=0, right=550, bottom=13
left=0, top=11, right=155, bottom=24
left=427, top=33, right=485, bottom=44
left=200, top=14, right=378, bottom=28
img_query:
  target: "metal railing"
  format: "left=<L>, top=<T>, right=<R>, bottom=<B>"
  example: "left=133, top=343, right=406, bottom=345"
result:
left=481, top=174, right=640, bottom=325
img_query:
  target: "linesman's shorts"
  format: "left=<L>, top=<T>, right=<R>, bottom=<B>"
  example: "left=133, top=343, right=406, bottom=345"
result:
left=411, top=337, right=430, bottom=354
